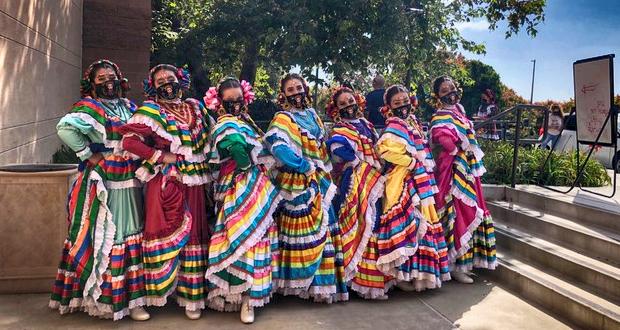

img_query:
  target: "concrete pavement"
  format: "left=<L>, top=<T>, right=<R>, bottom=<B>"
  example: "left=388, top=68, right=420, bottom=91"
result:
left=0, top=275, right=570, bottom=330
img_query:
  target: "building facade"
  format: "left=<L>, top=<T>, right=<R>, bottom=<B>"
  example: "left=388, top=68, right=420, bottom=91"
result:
left=0, top=0, right=150, bottom=165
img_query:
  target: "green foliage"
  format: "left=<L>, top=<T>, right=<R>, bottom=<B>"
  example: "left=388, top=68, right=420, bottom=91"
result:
left=52, top=145, right=80, bottom=164
left=460, top=60, right=502, bottom=117
left=480, top=141, right=610, bottom=187
left=150, top=0, right=546, bottom=99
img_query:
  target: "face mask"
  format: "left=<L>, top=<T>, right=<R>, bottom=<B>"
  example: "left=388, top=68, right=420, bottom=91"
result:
left=94, top=79, right=121, bottom=99
left=339, top=104, right=359, bottom=120
left=286, top=92, right=307, bottom=109
left=156, top=81, right=181, bottom=101
left=223, top=100, right=244, bottom=115
left=393, top=103, right=411, bottom=120
left=440, top=91, right=460, bottom=106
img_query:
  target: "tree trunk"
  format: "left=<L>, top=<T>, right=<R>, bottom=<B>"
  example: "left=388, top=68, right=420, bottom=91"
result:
left=404, top=68, right=412, bottom=91
left=188, top=60, right=211, bottom=97
left=239, top=41, right=259, bottom=84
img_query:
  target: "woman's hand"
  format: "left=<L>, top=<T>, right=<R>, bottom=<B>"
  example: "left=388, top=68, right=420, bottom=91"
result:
left=161, top=152, right=178, bottom=164
left=87, top=153, right=104, bottom=167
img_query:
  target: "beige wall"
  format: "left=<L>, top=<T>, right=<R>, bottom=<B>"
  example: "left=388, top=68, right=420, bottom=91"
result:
left=0, top=1, right=83, bottom=165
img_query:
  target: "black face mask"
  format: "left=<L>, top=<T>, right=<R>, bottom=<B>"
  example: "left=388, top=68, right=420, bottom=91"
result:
left=94, top=79, right=121, bottom=99
left=286, top=92, right=307, bottom=109
left=156, top=82, right=181, bottom=101
left=393, top=103, right=411, bottom=120
left=440, top=91, right=460, bottom=106
left=223, top=100, right=244, bottom=115
left=339, top=104, right=359, bottom=120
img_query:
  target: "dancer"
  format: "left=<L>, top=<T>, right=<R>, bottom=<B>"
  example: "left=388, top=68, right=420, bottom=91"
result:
left=265, top=73, right=347, bottom=303
left=430, top=76, right=497, bottom=284
left=325, top=86, right=390, bottom=299
left=374, top=85, right=451, bottom=293
left=120, top=64, right=212, bottom=319
left=204, top=78, right=281, bottom=323
left=50, top=60, right=149, bottom=321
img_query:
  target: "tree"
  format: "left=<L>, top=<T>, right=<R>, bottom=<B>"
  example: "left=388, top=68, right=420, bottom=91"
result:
left=500, top=84, right=528, bottom=108
left=460, top=60, right=502, bottom=116
left=150, top=0, right=547, bottom=98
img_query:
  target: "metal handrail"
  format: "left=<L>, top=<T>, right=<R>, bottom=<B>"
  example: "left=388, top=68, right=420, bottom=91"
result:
left=473, top=104, right=550, bottom=188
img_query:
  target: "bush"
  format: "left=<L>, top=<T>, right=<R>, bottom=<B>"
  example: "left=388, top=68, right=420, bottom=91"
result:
left=480, top=141, right=610, bottom=187
left=52, top=145, right=80, bottom=164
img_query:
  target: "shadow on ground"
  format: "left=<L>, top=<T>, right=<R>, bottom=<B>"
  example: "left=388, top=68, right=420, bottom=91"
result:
left=0, top=272, right=570, bottom=330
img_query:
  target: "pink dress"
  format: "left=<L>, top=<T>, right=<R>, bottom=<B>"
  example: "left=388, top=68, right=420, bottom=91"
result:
left=430, top=104, right=497, bottom=272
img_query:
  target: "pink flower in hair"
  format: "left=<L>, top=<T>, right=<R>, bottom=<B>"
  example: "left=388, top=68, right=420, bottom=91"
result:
left=240, top=80, right=255, bottom=105
left=203, top=87, right=220, bottom=110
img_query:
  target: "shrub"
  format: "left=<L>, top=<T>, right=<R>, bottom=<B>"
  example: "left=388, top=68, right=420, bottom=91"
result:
left=52, top=145, right=80, bottom=164
left=480, top=141, right=610, bottom=187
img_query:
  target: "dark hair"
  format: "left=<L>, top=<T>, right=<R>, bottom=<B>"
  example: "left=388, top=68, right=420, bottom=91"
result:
left=482, top=89, right=496, bottom=103
left=383, top=84, right=408, bottom=106
left=150, top=64, right=178, bottom=83
left=217, top=77, right=242, bottom=98
left=88, top=62, right=117, bottom=83
left=432, top=75, right=453, bottom=95
left=551, top=104, right=563, bottom=117
left=280, top=73, right=308, bottom=93
left=332, top=87, right=354, bottom=105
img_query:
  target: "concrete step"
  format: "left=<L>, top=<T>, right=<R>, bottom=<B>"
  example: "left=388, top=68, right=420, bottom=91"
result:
left=488, top=200, right=620, bottom=266
left=504, top=187, right=620, bottom=235
left=489, top=252, right=620, bottom=330
left=494, top=223, right=620, bottom=304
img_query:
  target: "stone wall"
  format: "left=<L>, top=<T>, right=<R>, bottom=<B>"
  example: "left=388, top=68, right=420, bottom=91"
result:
left=0, top=1, right=83, bottom=165
left=82, top=0, right=151, bottom=101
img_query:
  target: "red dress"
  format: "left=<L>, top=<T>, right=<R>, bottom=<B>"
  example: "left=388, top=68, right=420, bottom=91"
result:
left=120, top=99, right=212, bottom=310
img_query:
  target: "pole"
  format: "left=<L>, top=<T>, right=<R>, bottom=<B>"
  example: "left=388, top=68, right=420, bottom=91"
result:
left=530, top=59, right=536, bottom=104
left=511, top=107, right=522, bottom=188
left=313, top=66, right=319, bottom=109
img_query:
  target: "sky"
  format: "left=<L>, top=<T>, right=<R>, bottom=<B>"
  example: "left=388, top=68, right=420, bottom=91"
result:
left=457, top=0, right=620, bottom=102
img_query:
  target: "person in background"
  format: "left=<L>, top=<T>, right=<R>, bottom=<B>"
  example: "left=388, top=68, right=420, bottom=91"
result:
left=540, top=104, right=564, bottom=149
left=476, top=89, right=500, bottom=140
left=365, top=74, right=387, bottom=128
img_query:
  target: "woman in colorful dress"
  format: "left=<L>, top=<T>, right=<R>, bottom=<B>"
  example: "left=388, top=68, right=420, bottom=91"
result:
left=120, top=64, right=212, bottom=319
left=50, top=59, right=150, bottom=321
left=429, top=76, right=497, bottom=284
left=265, top=73, right=347, bottom=303
left=203, top=78, right=282, bottom=323
left=324, top=87, right=388, bottom=299
left=374, top=84, right=451, bottom=293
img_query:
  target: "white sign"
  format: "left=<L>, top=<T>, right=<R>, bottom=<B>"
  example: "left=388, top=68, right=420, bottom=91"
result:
left=573, top=55, right=615, bottom=145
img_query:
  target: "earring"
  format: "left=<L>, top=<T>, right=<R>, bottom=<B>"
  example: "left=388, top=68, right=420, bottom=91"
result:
left=218, top=106, right=227, bottom=117
left=277, top=93, right=291, bottom=110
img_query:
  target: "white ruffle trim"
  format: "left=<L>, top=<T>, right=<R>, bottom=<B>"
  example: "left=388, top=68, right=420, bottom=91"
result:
left=342, top=173, right=385, bottom=282
left=127, top=113, right=207, bottom=163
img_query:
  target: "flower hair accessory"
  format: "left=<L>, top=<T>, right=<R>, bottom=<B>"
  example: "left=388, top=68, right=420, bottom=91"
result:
left=326, top=86, right=366, bottom=121
left=240, top=80, right=255, bottom=105
left=380, top=105, right=392, bottom=118
left=143, top=64, right=191, bottom=99
left=203, top=87, right=220, bottom=110
left=80, top=59, right=129, bottom=97
left=203, top=78, right=256, bottom=111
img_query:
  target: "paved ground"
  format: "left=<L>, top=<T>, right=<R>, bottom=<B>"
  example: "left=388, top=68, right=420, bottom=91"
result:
left=0, top=274, right=570, bottom=330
